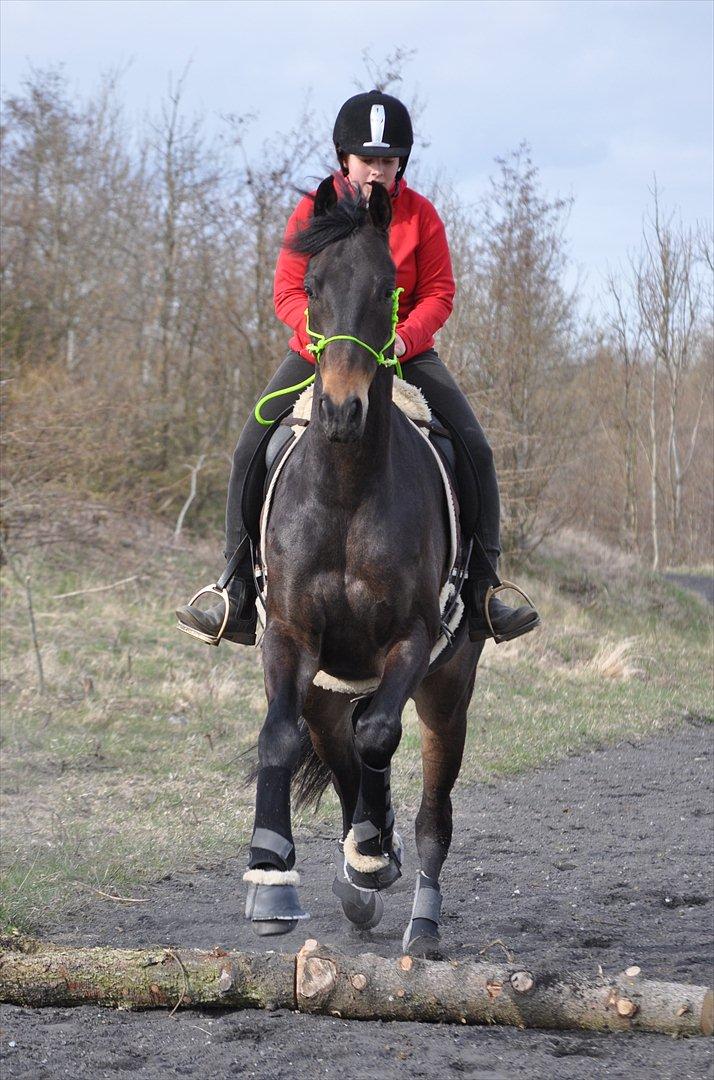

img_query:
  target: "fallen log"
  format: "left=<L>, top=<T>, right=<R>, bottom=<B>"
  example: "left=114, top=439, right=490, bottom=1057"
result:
left=295, top=941, right=713, bottom=1036
left=0, top=938, right=293, bottom=1013
left=0, top=937, right=711, bottom=1037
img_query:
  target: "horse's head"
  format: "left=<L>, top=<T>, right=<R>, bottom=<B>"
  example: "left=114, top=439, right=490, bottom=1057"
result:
left=289, top=176, right=396, bottom=443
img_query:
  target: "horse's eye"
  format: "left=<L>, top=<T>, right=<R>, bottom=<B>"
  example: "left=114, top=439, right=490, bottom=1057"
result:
left=304, top=283, right=314, bottom=298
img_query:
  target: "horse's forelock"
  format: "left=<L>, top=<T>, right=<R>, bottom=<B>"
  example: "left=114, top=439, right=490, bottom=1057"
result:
left=287, top=192, right=370, bottom=257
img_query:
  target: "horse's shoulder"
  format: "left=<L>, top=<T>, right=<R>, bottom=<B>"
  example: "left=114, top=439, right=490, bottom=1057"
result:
left=391, top=411, right=446, bottom=481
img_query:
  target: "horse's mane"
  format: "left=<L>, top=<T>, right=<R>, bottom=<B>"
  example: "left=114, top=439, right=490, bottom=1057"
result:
left=288, top=186, right=368, bottom=257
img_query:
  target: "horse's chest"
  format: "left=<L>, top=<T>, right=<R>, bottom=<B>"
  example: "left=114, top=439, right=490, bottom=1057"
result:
left=291, top=541, right=411, bottom=643
left=309, top=567, right=404, bottom=669
left=316, top=561, right=403, bottom=616
left=266, top=475, right=423, bottom=637
left=343, top=566, right=394, bottom=614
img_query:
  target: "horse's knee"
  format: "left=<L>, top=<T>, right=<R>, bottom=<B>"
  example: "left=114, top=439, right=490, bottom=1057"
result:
left=354, top=710, right=402, bottom=768
left=258, top=705, right=301, bottom=769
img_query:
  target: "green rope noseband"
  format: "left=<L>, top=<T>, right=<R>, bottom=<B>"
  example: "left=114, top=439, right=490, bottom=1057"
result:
left=305, top=286, right=405, bottom=377
left=254, top=287, right=404, bottom=426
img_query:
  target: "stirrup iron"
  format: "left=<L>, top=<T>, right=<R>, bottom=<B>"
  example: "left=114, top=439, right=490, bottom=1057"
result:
left=176, top=583, right=231, bottom=646
left=176, top=536, right=250, bottom=646
left=483, top=580, right=537, bottom=644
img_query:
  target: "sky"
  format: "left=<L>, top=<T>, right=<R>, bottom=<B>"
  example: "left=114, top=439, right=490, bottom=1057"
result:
left=1, top=0, right=712, bottom=313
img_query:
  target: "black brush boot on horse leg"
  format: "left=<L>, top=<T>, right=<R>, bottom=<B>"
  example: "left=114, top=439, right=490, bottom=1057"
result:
left=242, top=628, right=319, bottom=935
left=341, top=695, right=406, bottom=892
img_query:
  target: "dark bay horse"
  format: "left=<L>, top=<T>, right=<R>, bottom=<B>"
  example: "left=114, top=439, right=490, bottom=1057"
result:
left=243, top=177, right=483, bottom=957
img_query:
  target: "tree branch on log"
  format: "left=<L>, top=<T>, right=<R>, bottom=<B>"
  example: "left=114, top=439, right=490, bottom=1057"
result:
left=0, top=938, right=711, bottom=1037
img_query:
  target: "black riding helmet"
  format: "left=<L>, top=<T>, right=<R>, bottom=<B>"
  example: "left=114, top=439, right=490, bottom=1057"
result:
left=333, top=90, right=413, bottom=180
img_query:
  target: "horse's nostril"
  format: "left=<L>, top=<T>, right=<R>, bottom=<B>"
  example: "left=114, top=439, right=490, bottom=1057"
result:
left=318, top=395, right=328, bottom=422
left=349, top=398, right=361, bottom=422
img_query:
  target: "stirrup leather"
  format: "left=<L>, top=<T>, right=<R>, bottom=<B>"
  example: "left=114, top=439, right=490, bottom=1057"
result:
left=483, top=580, right=537, bottom=643
left=176, top=583, right=231, bottom=645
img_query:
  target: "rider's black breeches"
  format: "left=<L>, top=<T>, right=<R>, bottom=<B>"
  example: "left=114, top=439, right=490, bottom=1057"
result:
left=404, top=350, right=500, bottom=562
left=224, top=351, right=313, bottom=559
left=224, top=349, right=500, bottom=565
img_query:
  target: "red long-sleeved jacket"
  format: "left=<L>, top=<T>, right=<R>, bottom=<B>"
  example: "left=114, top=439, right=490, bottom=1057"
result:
left=273, top=178, right=455, bottom=363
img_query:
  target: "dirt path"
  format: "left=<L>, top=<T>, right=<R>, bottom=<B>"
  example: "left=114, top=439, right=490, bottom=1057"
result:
left=2, top=721, right=713, bottom=1079
left=664, top=572, right=714, bottom=606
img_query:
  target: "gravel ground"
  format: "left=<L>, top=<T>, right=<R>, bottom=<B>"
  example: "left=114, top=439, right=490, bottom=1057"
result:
left=1, top=721, right=712, bottom=1079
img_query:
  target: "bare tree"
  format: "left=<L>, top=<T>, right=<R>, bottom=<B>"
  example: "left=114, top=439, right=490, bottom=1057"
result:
left=2, top=67, right=711, bottom=565
left=633, top=183, right=709, bottom=567
left=458, top=144, right=581, bottom=553
left=605, top=272, right=644, bottom=549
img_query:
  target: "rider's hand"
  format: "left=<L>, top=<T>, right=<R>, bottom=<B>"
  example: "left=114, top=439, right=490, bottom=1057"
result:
left=395, top=334, right=406, bottom=358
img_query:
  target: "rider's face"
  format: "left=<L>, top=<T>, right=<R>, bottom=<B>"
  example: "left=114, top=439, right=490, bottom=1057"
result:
left=344, top=154, right=401, bottom=195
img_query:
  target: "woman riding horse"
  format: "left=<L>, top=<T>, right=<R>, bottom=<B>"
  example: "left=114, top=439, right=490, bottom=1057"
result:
left=177, top=92, right=541, bottom=956
left=176, top=90, right=539, bottom=648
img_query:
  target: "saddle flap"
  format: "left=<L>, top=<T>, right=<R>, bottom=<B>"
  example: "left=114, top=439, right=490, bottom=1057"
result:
left=241, top=405, right=296, bottom=544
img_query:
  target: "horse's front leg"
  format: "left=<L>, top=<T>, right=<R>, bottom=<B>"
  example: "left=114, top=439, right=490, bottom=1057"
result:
left=244, top=620, right=319, bottom=937
left=343, top=622, right=432, bottom=892
left=399, top=642, right=480, bottom=959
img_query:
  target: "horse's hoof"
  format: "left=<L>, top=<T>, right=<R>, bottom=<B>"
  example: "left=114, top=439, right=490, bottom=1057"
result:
left=244, top=880, right=309, bottom=937
left=343, top=831, right=403, bottom=892
left=403, top=925, right=443, bottom=960
left=332, top=875, right=385, bottom=929
left=253, top=918, right=300, bottom=937
left=344, top=856, right=401, bottom=892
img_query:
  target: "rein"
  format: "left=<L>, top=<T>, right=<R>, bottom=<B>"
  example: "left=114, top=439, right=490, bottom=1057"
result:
left=254, top=287, right=404, bottom=426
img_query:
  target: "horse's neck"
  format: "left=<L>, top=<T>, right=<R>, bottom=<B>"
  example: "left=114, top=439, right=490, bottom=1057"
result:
left=306, top=370, right=393, bottom=502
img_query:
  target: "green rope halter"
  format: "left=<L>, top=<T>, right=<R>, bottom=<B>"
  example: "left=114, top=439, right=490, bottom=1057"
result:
left=254, top=287, right=404, bottom=426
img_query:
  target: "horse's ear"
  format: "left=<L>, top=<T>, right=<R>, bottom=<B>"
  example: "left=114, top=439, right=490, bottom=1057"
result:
left=313, top=176, right=338, bottom=217
left=368, top=181, right=392, bottom=233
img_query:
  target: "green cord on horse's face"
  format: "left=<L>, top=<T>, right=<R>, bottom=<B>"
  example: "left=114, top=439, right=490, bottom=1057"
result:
left=254, top=287, right=404, bottom=427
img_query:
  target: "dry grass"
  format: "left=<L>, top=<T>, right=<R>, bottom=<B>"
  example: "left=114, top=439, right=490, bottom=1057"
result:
left=587, top=638, right=644, bottom=680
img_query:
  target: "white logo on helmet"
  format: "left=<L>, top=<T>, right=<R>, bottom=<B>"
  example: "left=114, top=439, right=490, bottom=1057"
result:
left=363, top=104, right=391, bottom=150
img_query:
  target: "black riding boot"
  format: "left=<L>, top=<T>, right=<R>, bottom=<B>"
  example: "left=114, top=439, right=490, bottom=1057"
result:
left=175, top=351, right=315, bottom=648
left=401, top=350, right=540, bottom=646
left=466, top=549, right=540, bottom=644
left=175, top=540, right=258, bottom=646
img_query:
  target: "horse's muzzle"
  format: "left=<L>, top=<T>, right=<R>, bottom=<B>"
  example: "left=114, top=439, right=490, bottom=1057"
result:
left=318, top=392, right=366, bottom=442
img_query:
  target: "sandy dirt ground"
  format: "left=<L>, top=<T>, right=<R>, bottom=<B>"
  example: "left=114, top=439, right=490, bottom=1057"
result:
left=2, top=721, right=712, bottom=1079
